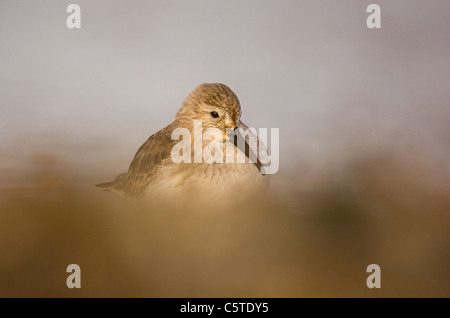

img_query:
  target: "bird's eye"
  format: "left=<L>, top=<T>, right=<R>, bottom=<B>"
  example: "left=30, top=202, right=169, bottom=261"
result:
left=210, top=111, right=219, bottom=118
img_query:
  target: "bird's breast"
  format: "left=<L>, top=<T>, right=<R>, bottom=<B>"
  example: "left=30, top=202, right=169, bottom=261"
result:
left=144, top=160, right=268, bottom=201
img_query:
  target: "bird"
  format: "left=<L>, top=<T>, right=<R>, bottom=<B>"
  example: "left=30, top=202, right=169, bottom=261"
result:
left=96, top=83, right=269, bottom=202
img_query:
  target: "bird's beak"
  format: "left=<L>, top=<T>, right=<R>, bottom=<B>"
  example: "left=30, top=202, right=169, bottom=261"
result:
left=235, top=120, right=271, bottom=174
left=237, top=120, right=248, bottom=130
left=224, top=113, right=239, bottom=130
left=224, top=124, right=238, bottom=141
left=225, top=121, right=238, bottom=129
left=224, top=119, right=238, bottom=140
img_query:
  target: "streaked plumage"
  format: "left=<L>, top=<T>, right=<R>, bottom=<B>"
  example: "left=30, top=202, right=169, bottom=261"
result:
left=97, top=83, right=268, bottom=200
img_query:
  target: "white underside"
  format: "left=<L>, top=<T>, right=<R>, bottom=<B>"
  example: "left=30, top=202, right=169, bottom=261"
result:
left=145, top=140, right=268, bottom=202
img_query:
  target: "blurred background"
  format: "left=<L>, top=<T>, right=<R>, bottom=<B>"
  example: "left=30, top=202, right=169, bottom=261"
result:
left=0, top=0, right=449, bottom=297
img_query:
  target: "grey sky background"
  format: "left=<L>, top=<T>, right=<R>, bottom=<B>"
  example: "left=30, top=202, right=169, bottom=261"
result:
left=1, top=0, right=449, bottom=183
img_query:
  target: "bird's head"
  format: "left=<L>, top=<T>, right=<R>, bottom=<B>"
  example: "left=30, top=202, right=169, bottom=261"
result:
left=176, top=83, right=242, bottom=135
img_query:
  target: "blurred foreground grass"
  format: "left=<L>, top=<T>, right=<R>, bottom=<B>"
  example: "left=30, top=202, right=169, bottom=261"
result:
left=0, top=153, right=449, bottom=297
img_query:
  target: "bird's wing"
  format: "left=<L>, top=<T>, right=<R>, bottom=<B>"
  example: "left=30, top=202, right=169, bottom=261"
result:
left=124, top=123, right=179, bottom=197
left=97, top=123, right=178, bottom=198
